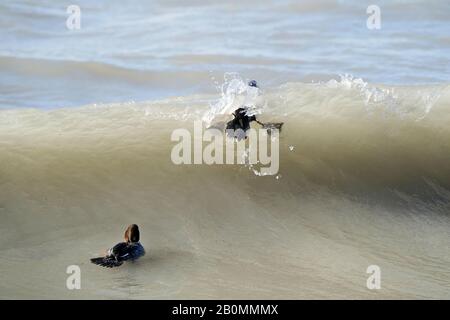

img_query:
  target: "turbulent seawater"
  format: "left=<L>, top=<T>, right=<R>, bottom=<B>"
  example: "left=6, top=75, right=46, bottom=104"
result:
left=0, top=0, right=449, bottom=299
left=1, top=77, right=449, bottom=299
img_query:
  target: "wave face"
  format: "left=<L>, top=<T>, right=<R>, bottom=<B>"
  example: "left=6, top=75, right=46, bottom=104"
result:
left=1, top=77, right=449, bottom=299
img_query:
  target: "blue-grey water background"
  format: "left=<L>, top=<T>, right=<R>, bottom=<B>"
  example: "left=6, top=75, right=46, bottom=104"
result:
left=0, top=0, right=449, bottom=109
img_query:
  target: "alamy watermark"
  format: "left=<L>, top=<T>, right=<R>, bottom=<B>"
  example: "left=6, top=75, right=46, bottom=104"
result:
left=66, top=5, right=81, bottom=30
left=171, top=121, right=280, bottom=176
left=366, top=265, right=381, bottom=290
left=66, top=265, right=81, bottom=290
left=366, top=5, right=381, bottom=30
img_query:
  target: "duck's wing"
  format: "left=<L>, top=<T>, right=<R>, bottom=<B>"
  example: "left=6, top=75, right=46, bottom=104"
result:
left=90, top=257, right=123, bottom=268
left=115, top=243, right=145, bottom=262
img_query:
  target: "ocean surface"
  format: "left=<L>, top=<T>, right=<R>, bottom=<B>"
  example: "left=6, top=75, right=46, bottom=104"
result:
left=0, top=0, right=449, bottom=299
left=1, top=0, right=450, bottom=109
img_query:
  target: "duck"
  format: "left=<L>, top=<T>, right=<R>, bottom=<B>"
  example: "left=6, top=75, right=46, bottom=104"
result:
left=90, top=224, right=145, bottom=268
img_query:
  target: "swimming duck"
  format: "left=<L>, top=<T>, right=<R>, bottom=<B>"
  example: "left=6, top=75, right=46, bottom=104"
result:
left=90, top=224, right=145, bottom=268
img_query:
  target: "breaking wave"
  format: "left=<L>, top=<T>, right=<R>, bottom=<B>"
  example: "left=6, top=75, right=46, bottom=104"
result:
left=1, top=75, right=449, bottom=299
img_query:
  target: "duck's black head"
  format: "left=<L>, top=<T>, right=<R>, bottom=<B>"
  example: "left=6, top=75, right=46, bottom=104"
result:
left=124, top=224, right=140, bottom=243
left=248, top=80, right=258, bottom=88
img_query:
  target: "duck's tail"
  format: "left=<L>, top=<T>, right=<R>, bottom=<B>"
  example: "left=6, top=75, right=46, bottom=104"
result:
left=90, top=257, right=123, bottom=268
